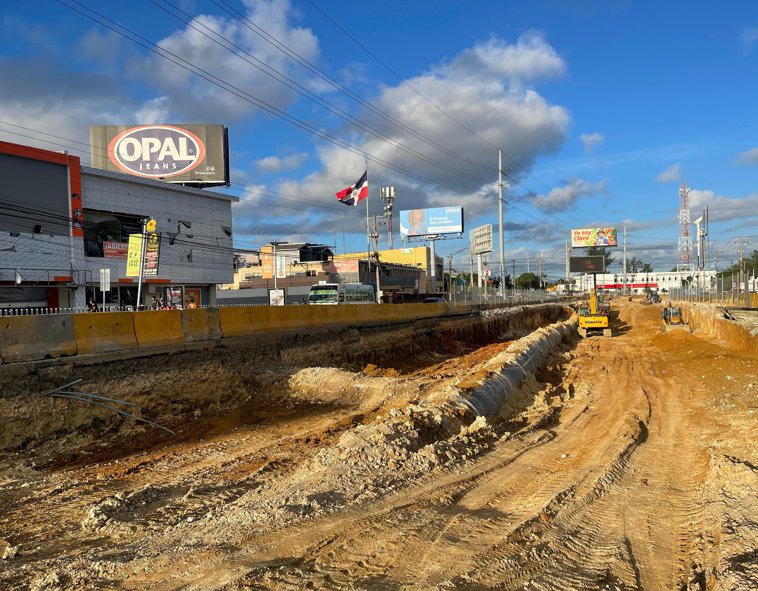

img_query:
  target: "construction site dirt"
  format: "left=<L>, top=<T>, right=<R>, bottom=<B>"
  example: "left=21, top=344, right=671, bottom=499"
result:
left=1, top=302, right=757, bottom=590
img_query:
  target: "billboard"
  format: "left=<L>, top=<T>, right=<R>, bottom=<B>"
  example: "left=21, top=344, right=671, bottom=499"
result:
left=569, top=256, right=606, bottom=274
left=330, top=259, right=359, bottom=274
left=400, top=206, right=463, bottom=237
left=470, top=224, right=493, bottom=255
left=571, top=227, right=618, bottom=248
left=90, top=124, right=230, bottom=186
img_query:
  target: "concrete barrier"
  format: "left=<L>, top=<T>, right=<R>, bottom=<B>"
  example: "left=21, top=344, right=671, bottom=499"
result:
left=73, top=312, right=137, bottom=356
left=0, top=314, right=77, bottom=363
left=132, top=310, right=185, bottom=348
left=276, top=305, right=309, bottom=332
left=180, top=307, right=222, bottom=343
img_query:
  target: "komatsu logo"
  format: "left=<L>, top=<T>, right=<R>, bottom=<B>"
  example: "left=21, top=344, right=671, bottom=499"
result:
left=108, top=125, right=206, bottom=178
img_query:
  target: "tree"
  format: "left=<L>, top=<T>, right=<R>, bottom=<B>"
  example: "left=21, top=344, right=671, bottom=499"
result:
left=516, top=272, right=540, bottom=289
left=586, top=246, right=615, bottom=270
left=640, top=262, right=653, bottom=272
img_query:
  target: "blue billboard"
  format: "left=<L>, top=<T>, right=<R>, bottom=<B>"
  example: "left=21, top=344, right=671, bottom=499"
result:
left=399, top=206, right=464, bottom=237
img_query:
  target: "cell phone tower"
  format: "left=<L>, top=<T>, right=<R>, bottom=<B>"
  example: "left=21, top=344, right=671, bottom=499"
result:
left=677, top=182, right=695, bottom=273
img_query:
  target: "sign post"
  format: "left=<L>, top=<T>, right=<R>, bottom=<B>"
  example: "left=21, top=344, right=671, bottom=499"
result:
left=99, top=268, right=110, bottom=311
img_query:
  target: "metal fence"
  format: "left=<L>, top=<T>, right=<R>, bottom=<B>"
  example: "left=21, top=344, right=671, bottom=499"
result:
left=667, top=277, right=756, bottom=307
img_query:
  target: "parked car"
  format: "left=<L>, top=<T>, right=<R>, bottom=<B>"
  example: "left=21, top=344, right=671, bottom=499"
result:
left=422, top=297, right=446, bottom=303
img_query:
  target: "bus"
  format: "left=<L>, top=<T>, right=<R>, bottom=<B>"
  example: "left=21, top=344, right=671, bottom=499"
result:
left=308, top=283, right=375, bottom=305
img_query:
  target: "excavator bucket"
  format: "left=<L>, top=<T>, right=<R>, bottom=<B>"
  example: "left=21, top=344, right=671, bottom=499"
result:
left=663, top=323, right=690, bottom=333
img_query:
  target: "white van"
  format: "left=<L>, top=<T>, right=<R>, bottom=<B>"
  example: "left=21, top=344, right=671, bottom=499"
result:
left=308, top=283, right=375, bottom=305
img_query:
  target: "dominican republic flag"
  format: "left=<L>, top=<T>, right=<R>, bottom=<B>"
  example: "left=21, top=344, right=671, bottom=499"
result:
left=336, top=170, right=368, bottom=206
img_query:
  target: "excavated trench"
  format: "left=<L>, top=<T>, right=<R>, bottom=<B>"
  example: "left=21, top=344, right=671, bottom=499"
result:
left=0, top=304, right=569, bottom=453
left=0, top=304, right=580, bottom=591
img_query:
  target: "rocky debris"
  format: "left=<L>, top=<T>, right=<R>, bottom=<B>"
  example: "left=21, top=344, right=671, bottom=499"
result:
left=2, top=544, right=19, bottom=559
left=82, top=484, right=164, bottom=532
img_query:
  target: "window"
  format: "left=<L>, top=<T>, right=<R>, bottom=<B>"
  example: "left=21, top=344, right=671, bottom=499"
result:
left=346, top=289, right=354, bottom=302
left=252, top=273, right=262, bottom=279
left=244, top=274, right=252, bottom=281
left=306, top=270, right=317, bottom=277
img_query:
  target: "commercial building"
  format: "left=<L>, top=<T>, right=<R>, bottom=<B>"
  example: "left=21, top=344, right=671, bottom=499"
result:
left=332, top=246, right=445, bottom=294
left=572, top=270, right=717, bottom=294
left=0, top=141, right=236, bottom=312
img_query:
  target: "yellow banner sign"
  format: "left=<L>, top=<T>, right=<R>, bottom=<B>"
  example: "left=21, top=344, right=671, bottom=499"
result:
left=126, top=234, right=143, bottom=277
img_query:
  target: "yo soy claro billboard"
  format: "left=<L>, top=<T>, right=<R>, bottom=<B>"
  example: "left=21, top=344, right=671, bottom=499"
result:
left=571, top=227, right=618, bottom=248
left=90, top=124, right=230, bottom=187
left=399, top=206, right=464, bottom=237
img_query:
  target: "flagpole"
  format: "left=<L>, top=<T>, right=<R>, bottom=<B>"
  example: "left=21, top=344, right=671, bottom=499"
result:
left=365, top=161, right=370, bottom=274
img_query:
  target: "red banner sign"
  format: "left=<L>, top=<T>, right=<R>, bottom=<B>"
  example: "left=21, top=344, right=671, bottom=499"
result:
left=103, top=241, right=128, bottom=259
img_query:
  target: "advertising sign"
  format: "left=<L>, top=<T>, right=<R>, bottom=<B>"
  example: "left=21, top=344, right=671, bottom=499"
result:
left=571, top=227, right=618, bottom=248
left=126, top=234, right=143, bottom=277
left=275, top=254, right=287, bottom=279
left=399, top=206, right=464, bottom=237
left=569, top=256, right=606, bottom=274
left=329, top=259, right=359, bottom=274
left=470, top=224, right=493, bottom=255
left=143, top=231, right=161, bottom=277
left=90, top=124, right=230, bottom=186
left=103, top=241, right=128, bottom=259
left=269, top=289, right=285, bottom=306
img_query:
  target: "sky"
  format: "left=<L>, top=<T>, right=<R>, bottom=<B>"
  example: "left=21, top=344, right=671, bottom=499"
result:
left=1, top=0, right=757, bottom=279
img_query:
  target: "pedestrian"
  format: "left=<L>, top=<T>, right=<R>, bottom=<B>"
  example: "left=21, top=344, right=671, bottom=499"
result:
left=87, top=298, right=98, bottom=313
left=151, top=295, right=160, bottom=311
left=186, top=298, right=197, bottom=309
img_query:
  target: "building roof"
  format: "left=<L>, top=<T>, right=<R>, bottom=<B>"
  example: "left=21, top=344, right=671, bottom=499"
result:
left=82, top=166, right=239, bottom=203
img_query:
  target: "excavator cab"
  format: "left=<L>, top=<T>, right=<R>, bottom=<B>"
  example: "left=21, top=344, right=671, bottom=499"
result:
left=577, top=289, right=612, bottom=338
left=660, top=307, right=690, bottom=333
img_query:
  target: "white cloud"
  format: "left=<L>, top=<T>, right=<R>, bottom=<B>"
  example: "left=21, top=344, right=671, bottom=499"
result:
left=255, top=152, right=309, bottom=173
left=533, top=177, right=608, bottom=212
left=78, top=28, right=122, bottom=65
left=579, top=132, right=604, bottom=155
left=136, top=0, right=320, bottom=122
left=690, top=188, right=758, bottom=223
left=449, top=31, right=567, bottom=84
left=739, top=27, right=758, bottom=56
left=656, top=162, right=682, bottom=182
left=248, top=32, right=572, bottom=235
left=136, top=97, right=172, bottom=124
left=735, top=147, right=758, bottom=166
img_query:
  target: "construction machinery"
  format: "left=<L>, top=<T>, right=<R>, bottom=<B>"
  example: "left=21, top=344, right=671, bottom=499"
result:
left=660, top=306, right=690, bottom=333
left=577, top=289, right=612, bottom=338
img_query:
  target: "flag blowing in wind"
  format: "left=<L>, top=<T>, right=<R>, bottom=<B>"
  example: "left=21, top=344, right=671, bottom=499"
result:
left=336, top=171, right=368, bottom=206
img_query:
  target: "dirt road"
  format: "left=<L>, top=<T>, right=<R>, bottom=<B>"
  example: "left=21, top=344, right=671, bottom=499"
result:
left=1, top=302, right=756, bottom=590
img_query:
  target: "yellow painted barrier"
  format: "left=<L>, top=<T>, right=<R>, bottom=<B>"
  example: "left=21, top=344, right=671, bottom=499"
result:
left=73, top=312, right=137, bottom=356
left=276, top=305, right=309, bottom=331
left=250, top=306, right=284, bottom=334
left=132, top=310, right=184, bottom=348
left=0, top=314, right=77, bottom=363
left=218, top=307, right=253, bottom=338
left=180, top=307, right=222, bottom=343
left=303, top=305, right=340, bottom=329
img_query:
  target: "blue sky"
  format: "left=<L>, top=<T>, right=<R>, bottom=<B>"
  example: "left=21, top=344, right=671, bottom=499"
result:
left=1, top=0, right=756, bottom=278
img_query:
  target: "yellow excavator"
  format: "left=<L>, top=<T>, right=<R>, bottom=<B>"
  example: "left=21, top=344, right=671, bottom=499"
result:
left=578, top=289, right=612, bottom=338
left=660, top=305, right=690, bottom=333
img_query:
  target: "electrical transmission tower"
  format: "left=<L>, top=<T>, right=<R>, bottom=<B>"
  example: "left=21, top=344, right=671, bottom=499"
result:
left=677, top=182, right=695, bottom=274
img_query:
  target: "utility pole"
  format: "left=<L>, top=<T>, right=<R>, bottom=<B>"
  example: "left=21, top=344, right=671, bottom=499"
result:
left=497, top=151, right=509, bottom=297
left=477, top=253, right=483, bottom=290
left=333, top=228, right=337, bottom=254
left=565, top=235, right=569, bottom=286
left=739, top=237, right=745, bottom=307
left=512, top=259, right=516, bottom=289
left=380, top=186, right=396, bottom=250
left=527, top=250, right=530, bottom=273
left=371, top=215, right=383, bottom=302
left=135, top=217, right=147, bottom=310
left=538, top=254, right=543, bottom=289
left=469, top=245, right=474, bottom=295
left=448, top=254, right=454, bottom=303
left=623, top=224, right=627, bottom=297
